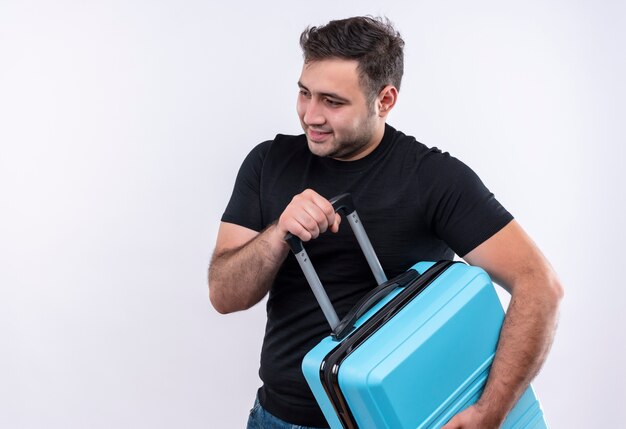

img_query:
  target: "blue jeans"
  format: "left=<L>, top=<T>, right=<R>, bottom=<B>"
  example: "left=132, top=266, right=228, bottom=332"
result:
left=246, top=398, right=328, bottom=429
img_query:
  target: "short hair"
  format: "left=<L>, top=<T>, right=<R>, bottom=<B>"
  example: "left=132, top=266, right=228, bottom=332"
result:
left=299, top=16, right=405, bottom=104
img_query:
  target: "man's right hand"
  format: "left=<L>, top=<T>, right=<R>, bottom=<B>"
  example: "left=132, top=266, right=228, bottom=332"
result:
left=277, top=189, right=341, bottom=242
left=209, top=189, right=340, bottom=314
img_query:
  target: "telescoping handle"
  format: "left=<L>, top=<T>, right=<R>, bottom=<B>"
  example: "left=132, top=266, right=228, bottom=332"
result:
left=285, top=193, right=387, bottom=332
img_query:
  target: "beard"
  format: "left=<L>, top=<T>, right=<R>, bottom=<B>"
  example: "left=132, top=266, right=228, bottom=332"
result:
left=304, top=116, right=379, bottom=161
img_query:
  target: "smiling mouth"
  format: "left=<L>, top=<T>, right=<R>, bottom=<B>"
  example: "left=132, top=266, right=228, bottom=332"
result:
left=307, top=129, right=333, bottom=142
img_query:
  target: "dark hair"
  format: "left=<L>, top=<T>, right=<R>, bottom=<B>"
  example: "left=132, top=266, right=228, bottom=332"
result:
left=299, top=16, right=405, bottom=103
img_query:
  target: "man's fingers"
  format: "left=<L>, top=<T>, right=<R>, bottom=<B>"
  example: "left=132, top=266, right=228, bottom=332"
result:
left=307, top=190, right=337, bottom=220
left=282, top=190, right=333, bottom=239
left=287, top=222, right=313, bottom=242
left=329, top=213, right=341, bottom=233
left=278, top=189, right=343, bottom=242
left=295, top=207, right=322, bottom=239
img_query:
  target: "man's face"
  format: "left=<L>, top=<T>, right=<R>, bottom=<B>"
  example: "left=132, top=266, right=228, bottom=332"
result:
left=296, top=59, right=382, bottom=161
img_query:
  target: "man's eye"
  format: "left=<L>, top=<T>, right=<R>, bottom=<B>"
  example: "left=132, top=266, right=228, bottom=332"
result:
left=325, top=99, right=342, bottom=106
left=299, top=90, right=310, bottom=97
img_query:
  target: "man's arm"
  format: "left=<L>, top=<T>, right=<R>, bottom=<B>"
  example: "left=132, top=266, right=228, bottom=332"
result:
left=208, top=189, right=340, bottom=314
left=442, top=220, right=563, bottom=429
left=209, top=222, right=289, bottom=314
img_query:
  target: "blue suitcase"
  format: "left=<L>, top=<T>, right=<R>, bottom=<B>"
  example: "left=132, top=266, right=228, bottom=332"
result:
left=286, top=194, right=548, bottom=429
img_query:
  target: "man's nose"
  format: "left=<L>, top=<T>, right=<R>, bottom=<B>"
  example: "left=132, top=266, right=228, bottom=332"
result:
left=303, top=99, right=325, bottom=126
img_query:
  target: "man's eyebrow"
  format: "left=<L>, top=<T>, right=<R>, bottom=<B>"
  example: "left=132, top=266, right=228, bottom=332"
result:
left=297, top=81, right=350, bottom=103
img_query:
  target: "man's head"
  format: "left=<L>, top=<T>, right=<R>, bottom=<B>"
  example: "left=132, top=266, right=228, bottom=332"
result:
left=296, top=17, right=405, bottom=161
left=300, top=16, right=404, bottom=107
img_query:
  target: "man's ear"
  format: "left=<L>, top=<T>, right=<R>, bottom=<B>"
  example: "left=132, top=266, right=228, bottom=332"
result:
left=377, top=85, right=398, bottom=118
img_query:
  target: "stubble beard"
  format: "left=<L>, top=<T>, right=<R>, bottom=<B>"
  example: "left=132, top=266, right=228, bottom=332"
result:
left=324, top=133, right=372, bottom=160
left=305, top=117, right=378, bottom=161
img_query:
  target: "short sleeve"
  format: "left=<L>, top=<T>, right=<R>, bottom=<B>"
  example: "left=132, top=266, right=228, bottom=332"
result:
left=417, top=149, right=514, bottom=257
left=221, top=141, right=271, bottom=232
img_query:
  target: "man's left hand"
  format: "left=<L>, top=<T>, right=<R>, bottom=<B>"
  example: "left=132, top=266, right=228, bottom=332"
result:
left=441, top=404, right=502, bottom=429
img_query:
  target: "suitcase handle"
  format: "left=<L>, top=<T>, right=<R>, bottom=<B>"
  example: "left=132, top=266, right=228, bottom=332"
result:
left=331, top=268, right=420, bottom=340
left=285, top=193, right=387, bottom=332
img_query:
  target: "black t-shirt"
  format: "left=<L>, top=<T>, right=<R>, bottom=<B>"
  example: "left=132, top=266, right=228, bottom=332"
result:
left=221, top=124, right=513, bottom=427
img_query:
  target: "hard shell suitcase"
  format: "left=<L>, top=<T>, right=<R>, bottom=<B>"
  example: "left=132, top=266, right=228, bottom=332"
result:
left=287, top=194, right=548, bottom=429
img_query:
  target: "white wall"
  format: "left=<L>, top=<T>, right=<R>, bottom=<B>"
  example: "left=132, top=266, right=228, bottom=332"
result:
left=1, top=1, right=624, bottom=427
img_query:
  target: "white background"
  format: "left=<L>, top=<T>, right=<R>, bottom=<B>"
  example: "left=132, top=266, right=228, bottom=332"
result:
left=1, top=1, right=624, bottom=427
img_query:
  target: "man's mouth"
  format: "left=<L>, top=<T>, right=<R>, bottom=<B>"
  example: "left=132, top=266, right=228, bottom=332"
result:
left=307, top=129, right=333, bottom=142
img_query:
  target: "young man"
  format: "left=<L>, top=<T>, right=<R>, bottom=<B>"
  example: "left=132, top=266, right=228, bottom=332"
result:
left=209, top=17, right=562, bottom=429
